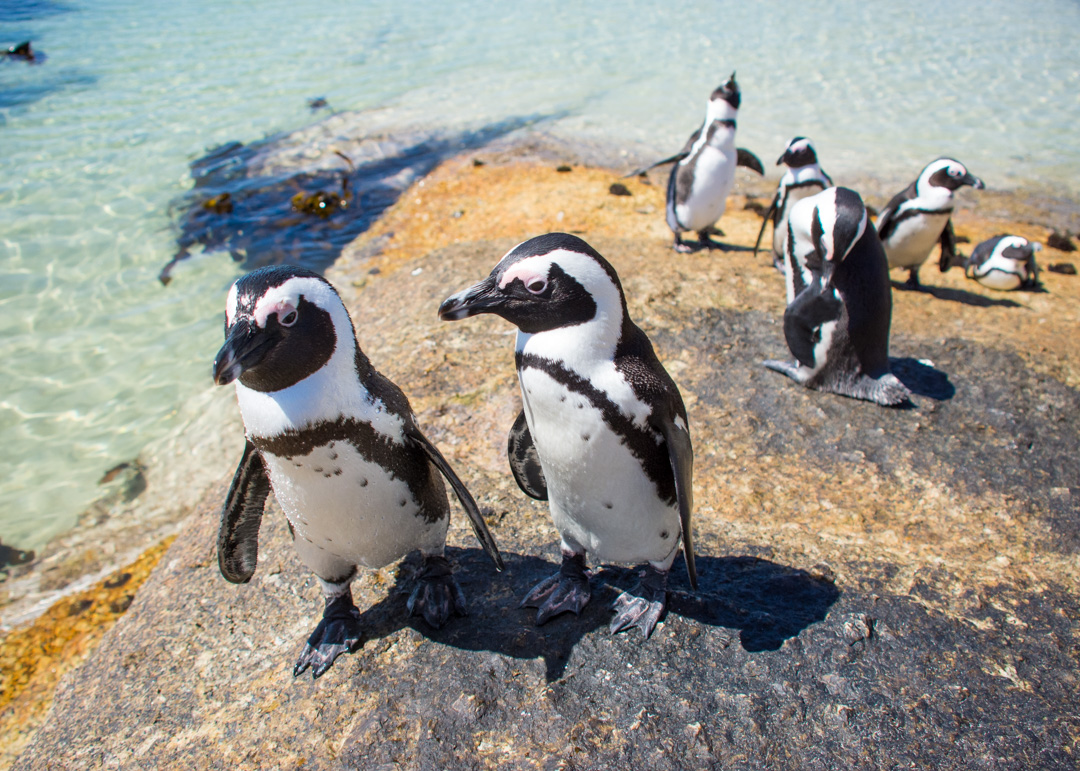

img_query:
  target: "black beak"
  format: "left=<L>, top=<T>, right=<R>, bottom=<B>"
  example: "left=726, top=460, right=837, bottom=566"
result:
left=776, top=150, right=789, bottom=166
left=438, top=275, right=503, bottom=321
left=213, top=319, right=277, bottom=385
left=965, top=173, right=985, bottom=190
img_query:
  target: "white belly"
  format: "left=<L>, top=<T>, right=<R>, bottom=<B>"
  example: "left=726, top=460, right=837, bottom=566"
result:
left=520, top=368, right=679, bottom=566
left=969, top=259, right=1024, bottom=290
left=263, top=442, right=444, bottom=570
left=676, top=146, right=735, bottom=232
left=884, top=212, right=950, bottom=269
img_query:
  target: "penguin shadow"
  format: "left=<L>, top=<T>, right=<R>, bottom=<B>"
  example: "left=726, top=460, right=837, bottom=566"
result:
left=889, top=357, right=956, bottom=401
left=890, top=280, right=1023, bottom=308
left=349, top=547, right=839, bottom=680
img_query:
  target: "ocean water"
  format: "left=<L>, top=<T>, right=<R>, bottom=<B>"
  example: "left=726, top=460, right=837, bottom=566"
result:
left=1, top=0, right=1079, bottom=551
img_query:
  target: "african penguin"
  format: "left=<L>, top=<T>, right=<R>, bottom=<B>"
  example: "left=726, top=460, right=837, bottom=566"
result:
left=875, top=157, right=984, bottom=289
left=753, top=136, right=833, bottom=270
left=438, top=233, right=696, bottom=638
left=962, top=234, right=1042, bottom=290
left=213, top=265, right=503, bottom=678
left=764, top=187, right=911, bottom=406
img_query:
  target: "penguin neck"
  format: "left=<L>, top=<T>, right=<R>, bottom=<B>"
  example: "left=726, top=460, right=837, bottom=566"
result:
left=235, top=320, right=405, bottom=444
left=515, top=304, right=625, bottom=375
left=912, top=181, right=956, bottom=210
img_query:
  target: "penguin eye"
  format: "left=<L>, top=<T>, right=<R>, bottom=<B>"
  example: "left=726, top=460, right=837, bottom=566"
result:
left=526, top=279, right=547, bottom=295
left=948, top=167, right=962, bottom=177
left=280, top=310, right=298, bottom=327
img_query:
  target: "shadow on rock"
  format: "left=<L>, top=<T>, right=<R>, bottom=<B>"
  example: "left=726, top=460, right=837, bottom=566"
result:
left=891, top=280, right=1022, bottom=308
left=348, top=547, right=838, bottom=681
left=890, top=356, right=955, bottom=400
left=162, top=114, right=559, bottom=284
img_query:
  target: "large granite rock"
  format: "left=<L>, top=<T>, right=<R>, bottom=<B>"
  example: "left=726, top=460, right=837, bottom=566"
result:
left=13, top=146, right=1080, bottom=769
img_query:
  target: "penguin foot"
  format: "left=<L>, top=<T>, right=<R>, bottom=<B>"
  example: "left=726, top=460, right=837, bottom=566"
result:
left=293, top=589, right=363, bottom=679
left=673, top=236, right=693, bottom=254
left=696, top=231, right=727, bottom=251
left=520, top=552, right=592, bottom=625
left=407, top=554, right=467, bottom=629
left=610, top=565, right=669, bottom=638
left=904, top=270, right=922, bottom=290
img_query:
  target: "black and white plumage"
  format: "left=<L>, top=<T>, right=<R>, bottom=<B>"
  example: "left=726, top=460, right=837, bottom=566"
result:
left=213, top=265, right=502, bottom=678
left=753, top=136, right=834, bottom=269
left=630, top=73, right=763, bottom=252
left=438, top=233, right=696, bottom=637
left=765, top=187, right=911, bottom=406
left=875, top=157, right=984, bottom=289
left=961, top=234, right=1042, bottom=290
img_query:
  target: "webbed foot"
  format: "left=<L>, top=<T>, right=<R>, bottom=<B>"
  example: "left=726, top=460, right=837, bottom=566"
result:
left=294, top=589, right=363, bottom=679
left=673, top=235, right=694, bottom=253
left=407, top=554, right=467, bottom=629
left=904, top=269, right=921, bottom=290
left=520, top=551, right=592, bottom=625
left=610, top=565, right=669, bottom=638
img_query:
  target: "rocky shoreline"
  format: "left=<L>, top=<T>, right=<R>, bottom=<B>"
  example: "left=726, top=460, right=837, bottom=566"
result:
left=3, top=127, right=1080, bottom=769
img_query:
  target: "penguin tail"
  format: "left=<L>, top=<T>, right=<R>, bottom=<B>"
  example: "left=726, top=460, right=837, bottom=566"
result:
left=862, top=373, right=911, bottom=407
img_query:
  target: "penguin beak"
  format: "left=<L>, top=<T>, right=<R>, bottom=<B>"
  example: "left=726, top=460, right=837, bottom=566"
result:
left=438, top=275, right=502, bottom=321
left=965, top=173, right=985, bottom=190
left=776, top=150, right=789, bottom=166
left=213, top=318, right=278, bottom=386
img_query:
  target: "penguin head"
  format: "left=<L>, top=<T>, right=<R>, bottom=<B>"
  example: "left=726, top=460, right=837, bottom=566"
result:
left=919, top=158, right=985, bottom=194
left=787, top=187, right=869, bottom=280
left=706, top=72, right=740, bottom=120
left=777, top=136, right=818, bottom=168
left=439, top=233, right=626, bottom=337
left=213, top=265, right=352, bottom=393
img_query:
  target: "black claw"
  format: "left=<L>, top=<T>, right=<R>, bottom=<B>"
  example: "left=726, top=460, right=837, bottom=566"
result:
left=407, top=555, right=467, bottom=629
left=520, top=552, right=592, bottom=625
left=609, top=565, right=669, bottom=638
left=293, top=589, right=363, bottom=678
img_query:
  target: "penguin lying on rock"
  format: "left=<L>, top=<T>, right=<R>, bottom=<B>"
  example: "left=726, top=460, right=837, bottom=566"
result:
left=765, top=188, right=911, bottom=406
left=754, top=137, right=833, bottom=270
left=213, top=265, right=503, bottom=678
left=629, top=73, right=763, bottom=252
left=439, top=233, right=696, bottom=638
left=875, top=157, right=984, bottom=289
left=952, top=234, right=1042, bottom=291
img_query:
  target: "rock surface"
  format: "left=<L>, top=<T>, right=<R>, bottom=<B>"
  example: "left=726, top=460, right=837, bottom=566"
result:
left=11, top=137, right=1080, bottom=770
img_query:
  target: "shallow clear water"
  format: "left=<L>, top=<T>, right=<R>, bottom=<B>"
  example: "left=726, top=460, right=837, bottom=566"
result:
left=1, top=0, right=1079, bottom=550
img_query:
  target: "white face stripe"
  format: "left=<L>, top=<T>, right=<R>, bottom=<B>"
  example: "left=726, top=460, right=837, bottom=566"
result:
left=916, top=158, right=967, bottom=195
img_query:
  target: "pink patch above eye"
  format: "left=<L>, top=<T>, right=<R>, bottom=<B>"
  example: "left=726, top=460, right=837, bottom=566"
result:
left=254, top=297, right=296, bottom=327
left=499, top=262, right=548, bottom=290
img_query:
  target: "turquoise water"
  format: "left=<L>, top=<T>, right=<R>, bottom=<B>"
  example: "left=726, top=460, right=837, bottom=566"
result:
left=2, top=0, right=1079, bottom=550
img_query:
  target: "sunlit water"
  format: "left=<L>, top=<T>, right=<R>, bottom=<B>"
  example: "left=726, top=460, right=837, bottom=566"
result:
left=1, top=0, right=1079, bottom=550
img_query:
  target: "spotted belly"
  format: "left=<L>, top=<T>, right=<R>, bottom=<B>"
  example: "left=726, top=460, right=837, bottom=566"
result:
left=261, top=441, right=447, bottom=570
left=884, top=212, right=951, bottom=269
left=520, top=368, right=679, bottom=566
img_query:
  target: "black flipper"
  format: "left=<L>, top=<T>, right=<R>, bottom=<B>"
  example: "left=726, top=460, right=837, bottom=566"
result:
left=752, top=194, right=780, bottom=258
left=407, top=426, right=505, bottom=571
left=622, top=150, right=690, bottom=179
left=652, top=409, right=697, bottom=590
left=218, top=440, right=271, bottom=584
left=507, top=409, right=547, bottom=500
left=938, top=219, right=958, bottom=272
left=736, top=148, right=765, bottom=176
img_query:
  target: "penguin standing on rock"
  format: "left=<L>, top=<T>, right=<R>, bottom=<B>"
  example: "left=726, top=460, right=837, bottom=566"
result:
left=753, top=137, right=833, bottom=270
left=960, top=235, right=1042, bottom=290
left=875, top=157, right=984, bottom=289
left=765, top=187, right=911, bottom=406
left=630, top=73, right=763, bottom=252
left=439, top=233, right=696, bottom=637
left=213, top=265, right=503, bottom=678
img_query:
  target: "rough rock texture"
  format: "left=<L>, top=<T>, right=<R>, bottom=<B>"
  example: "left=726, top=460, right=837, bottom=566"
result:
left=12, top=143, right=1080, bottom=770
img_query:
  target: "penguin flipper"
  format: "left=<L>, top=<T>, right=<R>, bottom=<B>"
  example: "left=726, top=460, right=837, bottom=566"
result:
left=938, top=219, right=958, bottom=272
left=653, top=411, right=696, bottom=590
left=736, top=148, right=765, bottom=176
left=752, top=195, right=779, bottom=257
left=506, top=409, right=547, bottom=501
left=218, top=440, right=271, bottom=584
left=407, top=426, right=505, bottom=571
left=623, top=150, right=691, bottom=179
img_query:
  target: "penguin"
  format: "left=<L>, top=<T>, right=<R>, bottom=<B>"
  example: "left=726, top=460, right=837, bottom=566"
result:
left=753, top=136, right=834, bottom=270
left=764, top=187, right=911, bottom=406
left=438, top=233, right=696, bottom=637
left=875, top=157, right=984, bottom=289
left=213, top=265, right=503, bottom=678
left=961, top=234, right=1042, bottom=290
left=628, top=73, right=763, bottom=252
left=4, top=41, right=35, bottom=62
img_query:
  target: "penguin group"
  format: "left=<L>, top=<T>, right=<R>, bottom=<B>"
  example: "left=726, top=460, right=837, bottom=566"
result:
left=211, top=69, right=1052, bottom=678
